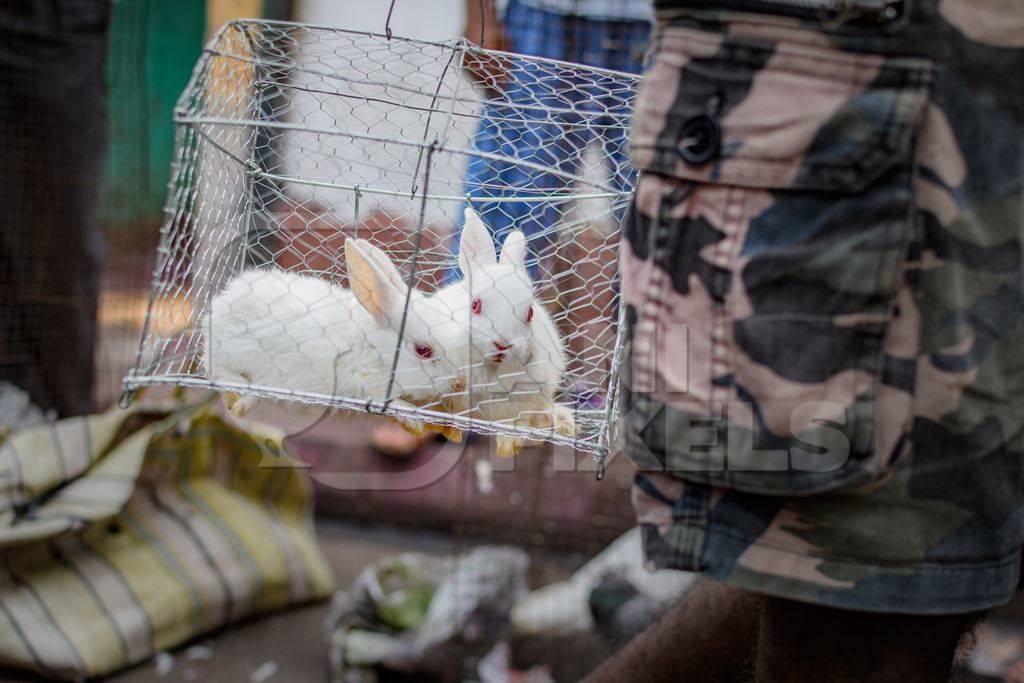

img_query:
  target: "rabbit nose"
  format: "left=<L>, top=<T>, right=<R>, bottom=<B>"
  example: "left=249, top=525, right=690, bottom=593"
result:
left=492, top=341, right=512, bottom=352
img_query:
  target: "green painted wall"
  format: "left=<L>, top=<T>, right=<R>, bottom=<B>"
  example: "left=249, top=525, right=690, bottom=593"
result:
left=101, top=0, right=206, bottom=231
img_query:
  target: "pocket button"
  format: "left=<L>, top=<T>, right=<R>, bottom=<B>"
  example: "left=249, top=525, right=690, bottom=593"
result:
left=678, top=114, right=721, bottom=165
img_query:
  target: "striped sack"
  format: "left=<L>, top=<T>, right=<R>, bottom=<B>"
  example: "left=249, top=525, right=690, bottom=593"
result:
left=0, top=402, right=334, bottom=679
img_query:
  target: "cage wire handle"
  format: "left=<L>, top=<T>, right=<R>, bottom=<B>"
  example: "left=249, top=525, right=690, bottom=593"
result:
left=477, top=0, right=486, bottom=45
left=384, top=0, right=396, bottom=39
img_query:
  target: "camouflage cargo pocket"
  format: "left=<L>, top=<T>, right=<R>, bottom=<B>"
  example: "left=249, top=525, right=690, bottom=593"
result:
left=620, top=24, right=933, bottom=494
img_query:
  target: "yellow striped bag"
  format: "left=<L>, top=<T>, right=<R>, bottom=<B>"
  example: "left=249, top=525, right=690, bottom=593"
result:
left=0, top=403, right=334, bottom=680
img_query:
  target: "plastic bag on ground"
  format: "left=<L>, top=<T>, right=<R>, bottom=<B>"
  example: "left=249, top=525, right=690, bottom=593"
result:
left=325, top=546, right=529, bottom=683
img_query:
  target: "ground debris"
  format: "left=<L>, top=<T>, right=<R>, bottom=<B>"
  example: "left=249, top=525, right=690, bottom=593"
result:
left=153, top=651, right=174, bottom=677
left=251, top=660, right=279, bottom=683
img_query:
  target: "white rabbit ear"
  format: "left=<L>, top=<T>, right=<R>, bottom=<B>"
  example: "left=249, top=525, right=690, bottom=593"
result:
left=345, top=238, right=403, bottom=326
left=459, top=206, right=497, bottom=277
left=499, top=230, right=527, bottom=271
left=355, top=239, right=407, bottom=293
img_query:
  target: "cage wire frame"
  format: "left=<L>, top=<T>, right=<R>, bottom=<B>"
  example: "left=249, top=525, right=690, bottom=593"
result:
left=121, top=18, right=641, bottom=467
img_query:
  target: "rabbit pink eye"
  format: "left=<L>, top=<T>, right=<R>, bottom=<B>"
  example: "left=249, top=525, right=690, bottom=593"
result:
left=471, top=297, right=482, bottom=315
left=414, top=343, right=434, bottom=359
left=526, top=306, right=534, bottom=323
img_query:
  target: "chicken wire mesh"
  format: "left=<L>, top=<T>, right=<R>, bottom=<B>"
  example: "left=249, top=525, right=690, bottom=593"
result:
left=122, top=18, right=640, bottom=462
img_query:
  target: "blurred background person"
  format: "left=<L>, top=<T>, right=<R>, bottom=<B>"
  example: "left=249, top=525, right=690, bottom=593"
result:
left=456, top=0, right=650, bottom=273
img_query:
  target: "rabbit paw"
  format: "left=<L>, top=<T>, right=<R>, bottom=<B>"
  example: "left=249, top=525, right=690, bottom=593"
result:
left=496, top=435, right=523, bottom=459
left=526, top=405, right=575, bottom=438
left=441, top=426, right=464, bottom=443
left=423, top=422, right=463, bottom=443
left=394, top=415, right=427, bottom=437
left=224, top=392, right=257, bottom=418
left=552, top=404, right=576, bottom=437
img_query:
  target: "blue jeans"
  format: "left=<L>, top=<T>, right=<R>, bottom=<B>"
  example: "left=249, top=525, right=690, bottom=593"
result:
left=449, top=1, right=649, bottom=280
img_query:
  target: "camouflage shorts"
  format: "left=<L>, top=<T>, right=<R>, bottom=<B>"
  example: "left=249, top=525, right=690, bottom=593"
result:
left=620, top=0, right=1024, bottom=613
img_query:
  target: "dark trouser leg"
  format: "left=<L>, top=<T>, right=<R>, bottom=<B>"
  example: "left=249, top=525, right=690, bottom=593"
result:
left=582, top=578, right=763, bottom=683
left=0, top=1, right=110, bottom=418
left=755, top=595, right=982, bottom=683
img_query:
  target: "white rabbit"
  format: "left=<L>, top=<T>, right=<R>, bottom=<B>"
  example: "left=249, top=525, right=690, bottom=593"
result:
left=434, top=207, right=575, bottom=457
left=204, top=238, right=467, bottom=438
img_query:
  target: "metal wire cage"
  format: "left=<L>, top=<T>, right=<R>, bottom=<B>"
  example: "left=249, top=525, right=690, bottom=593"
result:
left=121, top=19, right=640, bottom=462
